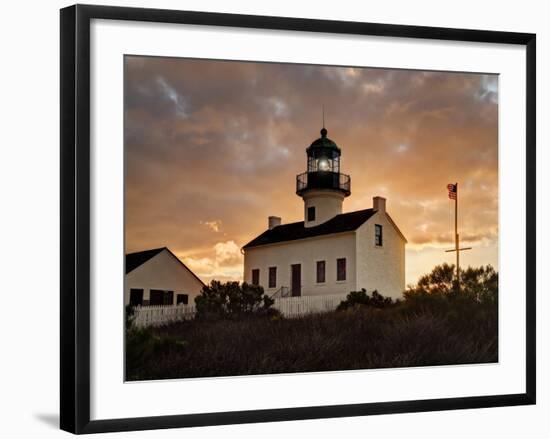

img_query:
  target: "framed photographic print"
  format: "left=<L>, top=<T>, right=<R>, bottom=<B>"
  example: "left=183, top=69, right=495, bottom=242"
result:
left=60, top=4, right=536, bottom=434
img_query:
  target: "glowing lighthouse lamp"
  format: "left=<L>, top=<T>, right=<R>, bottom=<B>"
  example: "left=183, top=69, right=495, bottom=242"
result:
left=317, top=157, right=331, bottom=171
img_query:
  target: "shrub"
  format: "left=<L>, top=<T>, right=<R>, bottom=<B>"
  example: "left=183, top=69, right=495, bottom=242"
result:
left=126, top=303, right=497, bottom=381
left=404, top=264, right=498, bottom=306
left=125, top=264, right=499, bottom=380
left=125, top=325, right=190, bottom=379
left=194, top=280, right=279, bottom=320
left=337, top=289, right=395, bottom=311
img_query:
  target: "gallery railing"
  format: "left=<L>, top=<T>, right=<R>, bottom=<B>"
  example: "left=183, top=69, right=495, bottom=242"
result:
left=296, top=171, right=351, bottom=195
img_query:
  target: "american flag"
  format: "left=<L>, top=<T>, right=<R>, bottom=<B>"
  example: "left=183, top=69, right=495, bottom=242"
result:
left=447, top=183, right=457, bottom=200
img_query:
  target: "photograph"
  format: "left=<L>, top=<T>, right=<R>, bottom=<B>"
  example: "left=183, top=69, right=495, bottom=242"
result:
left=123, top=56, right=499, bottom=381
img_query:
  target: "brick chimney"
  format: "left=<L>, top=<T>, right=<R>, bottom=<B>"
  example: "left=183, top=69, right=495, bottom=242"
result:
left=373, top=196, right=386, bottom=213
left=268, top=216, right=282, bottom=230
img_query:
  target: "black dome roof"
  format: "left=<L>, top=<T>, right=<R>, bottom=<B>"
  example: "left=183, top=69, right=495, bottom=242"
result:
left=308, top=128, right=340, bottom=152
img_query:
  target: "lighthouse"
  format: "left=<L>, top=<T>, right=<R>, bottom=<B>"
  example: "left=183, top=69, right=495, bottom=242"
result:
left=296, top=127, right=351, bottom=227
left=242, top=126, right=407, bottom=300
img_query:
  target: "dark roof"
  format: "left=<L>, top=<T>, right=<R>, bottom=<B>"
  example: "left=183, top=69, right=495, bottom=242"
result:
left=125, top=247, right=165, bottom=274
left=242, top=209, right=376, bottom=249
left=308, top=128, right=340, bottom=152
left=309, top=136, right=339, bottom=150
left=125, top=247, right=206, bottom=286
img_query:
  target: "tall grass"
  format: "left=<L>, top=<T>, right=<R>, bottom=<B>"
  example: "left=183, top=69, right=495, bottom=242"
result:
left=126, top=300, right=497, bottom=381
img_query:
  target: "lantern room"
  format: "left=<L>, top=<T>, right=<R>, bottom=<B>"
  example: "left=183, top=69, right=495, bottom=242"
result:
left=296, top=127, right=351, bottom=197
left=296, top=127, right=351, bottom=227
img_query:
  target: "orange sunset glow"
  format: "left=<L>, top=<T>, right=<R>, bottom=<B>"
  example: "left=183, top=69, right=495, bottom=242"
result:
left=124, top=56, right=498, bottom=286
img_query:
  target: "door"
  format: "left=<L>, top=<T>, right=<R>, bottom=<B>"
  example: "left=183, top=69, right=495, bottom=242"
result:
left=291, top=264, right=301, bottom=297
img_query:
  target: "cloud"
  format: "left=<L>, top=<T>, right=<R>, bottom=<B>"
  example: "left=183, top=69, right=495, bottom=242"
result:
left=362, top=81, right=385, bottom=94
left=182, top=240, right=244, bottom=283
left=396, top=143, right=409, bottom=153
left=265, top=97, right=289, bottom=118
left=214, top=240, right=242, bottom=265
left=124, top=56, right=498, bottom=284
left=156, top=76, right=189, bottom=117
left=200, top=220, right=222, bottom=232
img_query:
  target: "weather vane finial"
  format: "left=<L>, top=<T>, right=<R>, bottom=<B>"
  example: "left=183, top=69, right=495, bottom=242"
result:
left=320, top=105, right=328, bottom=137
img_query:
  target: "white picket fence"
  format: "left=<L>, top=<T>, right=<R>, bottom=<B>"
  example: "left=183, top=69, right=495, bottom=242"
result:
left=132, top=304, right=196, bottom=328
left=273, top=293, right=348, bottom=318
left=131, top=293, right=348, bottom=328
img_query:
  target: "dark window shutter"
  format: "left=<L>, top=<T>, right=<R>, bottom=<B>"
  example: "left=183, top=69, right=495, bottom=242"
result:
left=150, top=289, right=164, bottom=305
left=375, top=224, right=383, bottom=246
left=316, top=261, right=326, bottom=283
left=268, top=266, right=277, bottom=288
left=252, top=269, right=260, bottom=286
left=164, top=291, right=174, bottom=305
left=337, top=258, right=346, bottom=281
left=129, top=289, right=144, bottom=306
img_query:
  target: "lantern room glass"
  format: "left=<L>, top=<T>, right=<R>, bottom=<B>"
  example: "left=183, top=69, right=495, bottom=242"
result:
left=307, top=153, right=340, bottom=173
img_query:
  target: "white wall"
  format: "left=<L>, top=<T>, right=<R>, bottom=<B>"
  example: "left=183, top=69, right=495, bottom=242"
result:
left=244, top=232, right=357, bottom=296
left=356, top=211, right=406, bottom=300
left=1, top=1, right=547, bottom=439
left=244, top=212, right=406, bottom=300
left=125, top=249, right=204, bottom=305
left=302, top=189, right=345, bottom=227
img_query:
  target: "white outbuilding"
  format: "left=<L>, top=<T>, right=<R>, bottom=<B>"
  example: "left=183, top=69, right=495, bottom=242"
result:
left=125, top=247, right=205, bottom=306
left=242, top=127, right=407, bottom=300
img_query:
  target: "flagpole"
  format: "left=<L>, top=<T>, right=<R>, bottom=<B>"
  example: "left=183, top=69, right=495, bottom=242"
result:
left=445, top=182, right=471, bottom=291
left=455, top=182, right=459, bottom=293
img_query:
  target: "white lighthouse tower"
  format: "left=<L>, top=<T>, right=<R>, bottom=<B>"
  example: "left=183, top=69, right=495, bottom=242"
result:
left=296, top=127, right=351, bottom=227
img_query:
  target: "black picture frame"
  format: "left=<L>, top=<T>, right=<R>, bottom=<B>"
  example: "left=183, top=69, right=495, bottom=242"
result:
left=60, top=4, right=536, bottom=434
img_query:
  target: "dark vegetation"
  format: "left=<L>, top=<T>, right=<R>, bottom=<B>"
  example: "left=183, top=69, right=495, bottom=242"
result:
left=126, top=264, right=498, bottom=381
left=194, top=280, right=279, bottom=320
left=337, top=288, right=396, bottom=311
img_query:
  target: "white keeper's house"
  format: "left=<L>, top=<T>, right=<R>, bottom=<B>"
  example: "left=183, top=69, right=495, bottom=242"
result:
left=242, top=127, right=407, bottom=300
left=125, top=247, right=205, bottom=306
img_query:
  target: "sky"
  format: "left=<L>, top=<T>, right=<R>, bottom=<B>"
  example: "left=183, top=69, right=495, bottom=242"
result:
left=124, top=56, right=498, bottom=286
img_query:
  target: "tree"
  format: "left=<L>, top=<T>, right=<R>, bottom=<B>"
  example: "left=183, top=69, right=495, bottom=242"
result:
left=404, top=263, right=498, bottom=305
left=194, top=280, right=277, bottom=320
left=411, top=263, right=456, bottom=295
left=460, top=265, right=498, bottom=305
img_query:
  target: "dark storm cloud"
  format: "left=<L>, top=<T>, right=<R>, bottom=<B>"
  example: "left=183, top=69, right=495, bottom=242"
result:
left=124, top=56, right=498, bottom=283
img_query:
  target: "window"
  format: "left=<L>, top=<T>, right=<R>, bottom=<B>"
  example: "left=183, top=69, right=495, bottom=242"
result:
left=268, top=266, right=277, bottom=288
left=375, top=224, right=383, bottom=246
left=164, top=291, right=174, bottom=305
left=308, top=155, right=338, bottom=173
left=337, top=258, right=346, bottom=281
left=129, top=288, right=143, bottom=306
left=252, top=269, right=260, bottom=286
left=316, top=260, right=326, bottom=283
left=150, top=290, right=174, bottom=305
left=307, top=206, right=316, bottom=222
left=149, top=289, right=164, bottom=305
left=176, top=294, right=189, bottom=305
